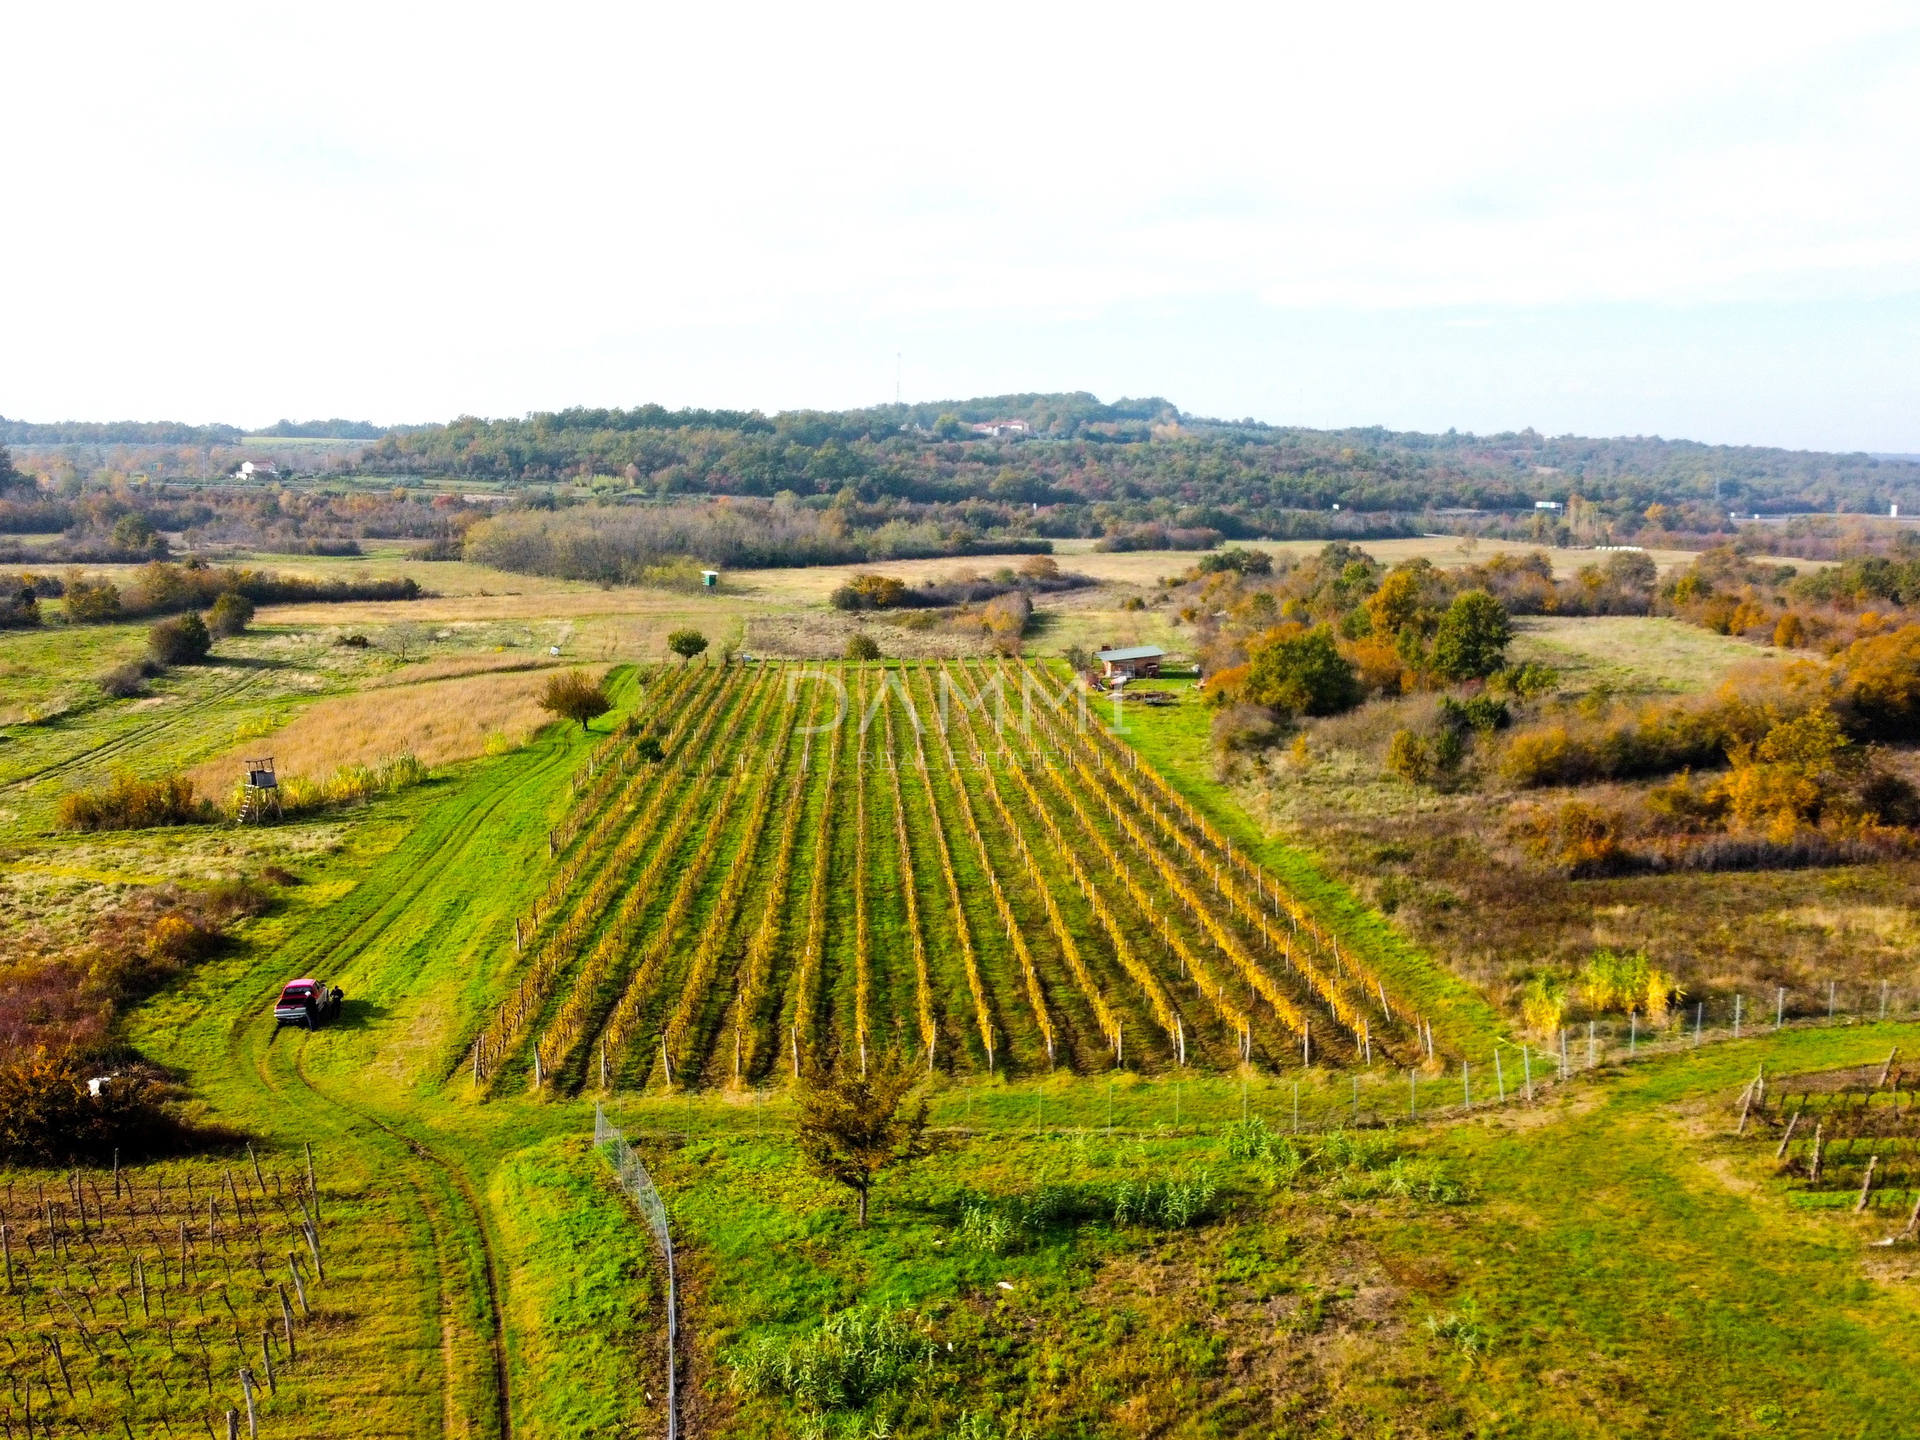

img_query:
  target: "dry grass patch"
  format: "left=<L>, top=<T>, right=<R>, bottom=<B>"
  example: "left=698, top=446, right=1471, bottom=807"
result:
left=365, top=652, right=579, bottom=687
left=743, top=611, right=995, bottom=659
left=185, top=667, right=596, bottom=788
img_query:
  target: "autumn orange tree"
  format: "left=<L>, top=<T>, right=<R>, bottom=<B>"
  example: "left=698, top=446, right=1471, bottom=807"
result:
left=537, top=669, right=612, bottom=730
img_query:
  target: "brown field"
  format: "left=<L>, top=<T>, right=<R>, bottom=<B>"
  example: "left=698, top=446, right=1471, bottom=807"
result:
left=1242, top=743, right=1920, bottom=1024
left=741, top=611, right=997, bottom=659
left=362, top=653, right=580, bottom=686
left=184, top=666, right=596, bottom=789
left=1230, top=613, right=1916, bottom=1024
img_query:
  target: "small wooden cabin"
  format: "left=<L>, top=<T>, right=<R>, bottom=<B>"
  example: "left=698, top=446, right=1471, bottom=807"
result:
left=1095, top=644, right=1165, bottom=680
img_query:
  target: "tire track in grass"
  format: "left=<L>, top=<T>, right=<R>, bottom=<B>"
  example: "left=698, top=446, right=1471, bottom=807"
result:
left=2, top=664, right=277, bottom=792
left=230, top=738, right=574, bottom=1438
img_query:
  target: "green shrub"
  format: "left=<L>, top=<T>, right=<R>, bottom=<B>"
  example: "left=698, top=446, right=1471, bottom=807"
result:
left=1387, top=729, right=1434, bottom=783
left=208, top=590, right=254, bottom=637
left=64, top=576, right=122, bottom=621
left=1244, top=623, right=1359, bottom=716
left=1111, top=1170, right=1217, bottom=1228
left=148, top=612, right=211, bottom=665
left=1490, top=661, right=1560, bottom=701
left=1225, top=1118, right=1468, bottom=1201
left=99, top=659, right=160, bottom=698
left=1440, top=695, right=1510, bottom=734
left=0, top=582, right=40, bottom=629
left=845, top=632, right=881, bottom=661
left=271, top=753, right=429, bottom=817
left=729, top=1308, right=938, bottom=1414
left=1332, top=1154, right=1469, bottom=1204
left=1426, top=1298, right=1490, bottom=1355
left=1197, top=547, right=1273, bottom=576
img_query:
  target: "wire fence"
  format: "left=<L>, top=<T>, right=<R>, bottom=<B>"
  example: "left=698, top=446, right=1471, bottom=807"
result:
left=595, top=1103, right=677, bottom=1440
left=590, top=1001, right=1920, bottom=1147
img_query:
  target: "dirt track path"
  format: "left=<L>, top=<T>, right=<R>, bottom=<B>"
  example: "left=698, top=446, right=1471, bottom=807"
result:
left=216, top=739, right=574, bottom=1437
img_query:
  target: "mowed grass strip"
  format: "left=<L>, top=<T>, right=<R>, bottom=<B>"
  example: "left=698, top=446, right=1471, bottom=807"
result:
left=491, top=1135, right=664, bottom=1440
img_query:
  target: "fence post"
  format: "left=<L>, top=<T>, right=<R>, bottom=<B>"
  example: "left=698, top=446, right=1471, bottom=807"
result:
left=1857, top=1155, right=1880, bottom=1213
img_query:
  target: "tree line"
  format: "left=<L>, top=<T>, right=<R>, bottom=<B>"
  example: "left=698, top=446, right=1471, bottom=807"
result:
left=345, top=397, right=1920, bottom=525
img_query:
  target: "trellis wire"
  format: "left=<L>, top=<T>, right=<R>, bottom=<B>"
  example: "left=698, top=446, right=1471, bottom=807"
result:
left=595, top=1104, right=676, bottom=1440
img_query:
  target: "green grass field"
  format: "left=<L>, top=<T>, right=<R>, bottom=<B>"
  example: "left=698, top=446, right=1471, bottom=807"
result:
left=1507, top=615, right=1784, bottom=696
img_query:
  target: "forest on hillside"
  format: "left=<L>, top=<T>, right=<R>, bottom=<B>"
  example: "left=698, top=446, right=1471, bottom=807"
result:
left=9, top=394, right=1920, bottom=552
left=350, top=395, right=1920, bottom=530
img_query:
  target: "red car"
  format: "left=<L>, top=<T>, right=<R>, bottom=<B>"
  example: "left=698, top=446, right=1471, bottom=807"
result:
left=273, top=978, right=344, bottom=1029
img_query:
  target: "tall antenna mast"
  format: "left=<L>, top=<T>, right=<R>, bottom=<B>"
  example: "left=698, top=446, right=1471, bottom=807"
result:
left=896, top=352, right=902, bottom=407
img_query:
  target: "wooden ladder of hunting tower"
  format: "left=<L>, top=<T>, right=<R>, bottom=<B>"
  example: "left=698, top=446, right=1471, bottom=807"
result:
left=239, top=756, right=281, bottom=824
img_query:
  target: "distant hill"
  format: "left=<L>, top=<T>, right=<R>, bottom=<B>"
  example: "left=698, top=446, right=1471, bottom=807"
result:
left=1, top=415, right=421, bottom=447
left=351, top=395, right=1920, bottom=529
left=0, top=416, right=246, bottom=446
left=10, top=394, right=1920, bottom=535
left=251, top=418, right=388, bottom=440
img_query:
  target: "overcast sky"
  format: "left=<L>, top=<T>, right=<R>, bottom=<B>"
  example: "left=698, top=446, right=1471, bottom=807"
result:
left=4, top=2, right=1919, bottom=449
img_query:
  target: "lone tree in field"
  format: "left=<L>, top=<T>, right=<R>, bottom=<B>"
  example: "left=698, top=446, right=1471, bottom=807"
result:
left=667, top=628, right=709, bottom=664
left=844, top=632, right=880, bottom=661
left=538, top=669, right=612, bottom=731
left=794, top=1051, right=935, bottom=1226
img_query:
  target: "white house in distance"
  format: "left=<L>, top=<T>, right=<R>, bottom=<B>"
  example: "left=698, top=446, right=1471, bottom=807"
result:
left=1095, top=644, right=1165, bottom=680
left=234, top=459, right=279, bottom=480
left=970, top=420, right=1030, bottom=438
